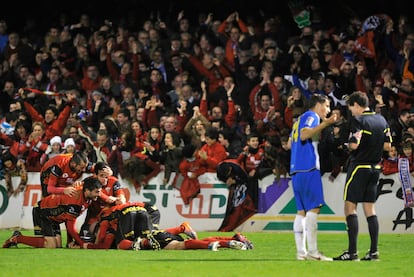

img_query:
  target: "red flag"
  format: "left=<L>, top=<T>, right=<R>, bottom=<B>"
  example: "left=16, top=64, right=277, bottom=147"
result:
left=355, top=30, right=376, bottom=59
left=218, top=184, right=257, bottom=232
left=217, top=160, right=257, bottom=232
left=179, top=177, right=201, bottom=205
left=354, top=14, right=392, bottom=60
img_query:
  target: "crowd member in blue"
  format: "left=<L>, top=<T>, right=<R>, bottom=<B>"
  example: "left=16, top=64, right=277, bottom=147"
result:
left=289, top=94, right=337, bottom=261
left=334, top=91, right=392, bottom=261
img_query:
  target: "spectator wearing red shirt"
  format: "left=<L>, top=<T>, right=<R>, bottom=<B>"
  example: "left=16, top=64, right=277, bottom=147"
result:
left=81, top=63, right=102, bottom=95
left=381, top=144, right=399, bottom=175
left=217, top=11, right=249, bottom=70
left=236, top=133, right=264, bottom=177
left=105, top=39, right=139, bottom=92
left=183, top=52, right=231, bottom=100
left=199, top=80, right=237, bottom=129
left=20, top=88, right=77, bottom=140
left=0, top=119, right=31, bottom=161
left=25, top=121, right=49, bottom=172
left=197, top=127, right=227, bottom=172
left=78, top=128, right=112, bottom=163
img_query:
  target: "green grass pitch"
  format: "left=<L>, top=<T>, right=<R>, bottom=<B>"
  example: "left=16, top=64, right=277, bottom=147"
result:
left=0, top=230, right=413, bottom=277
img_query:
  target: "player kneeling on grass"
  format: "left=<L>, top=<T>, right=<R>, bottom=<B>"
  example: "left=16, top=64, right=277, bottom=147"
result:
left=3, top=177, right=102, bottom=249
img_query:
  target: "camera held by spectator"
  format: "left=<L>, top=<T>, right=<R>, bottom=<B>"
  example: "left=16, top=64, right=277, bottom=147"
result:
left=77, top=109, right=90, bottom=120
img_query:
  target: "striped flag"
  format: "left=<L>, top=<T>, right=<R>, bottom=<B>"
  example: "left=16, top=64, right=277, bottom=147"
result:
left=22, top=88, right=61, bottom=97
left=398, top=158, right=414, bottom=208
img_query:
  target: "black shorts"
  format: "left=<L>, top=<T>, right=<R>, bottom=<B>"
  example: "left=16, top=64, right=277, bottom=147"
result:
left=144, top=203, right=160, bottom=229
left=344, top=164, right=381, bottom=203
left=144, top=230, right=183, bottom=249
left=115, top=207, right=153, bottom=243
left=34, top=207, right=61, bottom=237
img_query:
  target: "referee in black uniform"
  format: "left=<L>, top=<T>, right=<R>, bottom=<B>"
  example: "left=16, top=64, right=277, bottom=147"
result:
left=334, top=91, right=392, bottom=261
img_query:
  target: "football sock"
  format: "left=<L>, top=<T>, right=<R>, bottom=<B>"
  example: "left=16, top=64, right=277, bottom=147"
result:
left=199, top=237, right=231, bottom=244
left=367, top=215, right=379, bottom=253
left=184, top=239, right=210, bottom=249
left=305, top=211, right=318, bottom=254
left=346, top=214, right=358, bottom=254
left=220, top=240, right=232, bottom=248
left=293, top=214, right=306, bottom=254
left=118, top=239, right=134, bottom=250
left=206, top=236, right=232, bottom=241
left=17, top=236, right=45, bottom=248
left=164, top=225, right=182, bottom=235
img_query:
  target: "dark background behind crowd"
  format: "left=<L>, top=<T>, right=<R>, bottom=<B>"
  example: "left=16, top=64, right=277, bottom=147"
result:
left=1, top=0, right=410, bottom=36
left=1, top=0, right=414, bottom=198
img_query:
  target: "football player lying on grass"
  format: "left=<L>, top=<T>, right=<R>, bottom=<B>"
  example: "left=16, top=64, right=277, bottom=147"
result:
left=68, top=202, right=253, bottom=250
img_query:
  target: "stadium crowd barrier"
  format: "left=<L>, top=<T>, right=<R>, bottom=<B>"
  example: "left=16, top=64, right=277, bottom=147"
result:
left=0, top=172, right=412, bottom=234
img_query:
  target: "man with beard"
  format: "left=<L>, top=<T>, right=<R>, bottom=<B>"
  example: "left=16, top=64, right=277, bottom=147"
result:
left=3, top=176, right=102, bottom=249
left=33, top=151, right=94, bottom=235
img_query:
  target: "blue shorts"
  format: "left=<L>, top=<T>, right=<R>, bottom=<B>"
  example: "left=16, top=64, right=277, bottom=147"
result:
left=291, top=170, right=325, bottom=212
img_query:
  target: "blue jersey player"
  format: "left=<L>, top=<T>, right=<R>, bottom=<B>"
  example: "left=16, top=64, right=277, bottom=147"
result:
left=289, top=94, right=337, bottom=261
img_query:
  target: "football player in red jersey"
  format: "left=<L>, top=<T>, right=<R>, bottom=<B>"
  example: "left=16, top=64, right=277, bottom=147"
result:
left=34, top=151, right=94, bottom=236
left=3, top=176, right=102, bottom=249
left=40, top=151, right=93, bottom=197
left=80, top=161, right=127, bottom=238
left=72, top=202, right=251, bottom=251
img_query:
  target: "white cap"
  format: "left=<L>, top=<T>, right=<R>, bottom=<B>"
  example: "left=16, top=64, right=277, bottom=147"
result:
left=92, top=90, right=103, bottom=97
left=50, top=136, right=62, bottom=146
left=64, top=138, right=76, bottom=149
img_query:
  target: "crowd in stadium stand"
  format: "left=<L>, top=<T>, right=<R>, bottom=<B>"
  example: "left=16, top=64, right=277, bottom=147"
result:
left=0, top=2, right=413, bottom=199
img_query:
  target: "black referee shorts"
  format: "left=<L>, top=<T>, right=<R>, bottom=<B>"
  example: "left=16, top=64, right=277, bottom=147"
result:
left=344, top=164, right=381, bottom=203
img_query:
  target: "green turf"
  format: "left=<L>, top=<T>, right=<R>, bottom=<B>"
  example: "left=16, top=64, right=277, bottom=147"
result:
left=0, top=230, right=413, bottom=277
